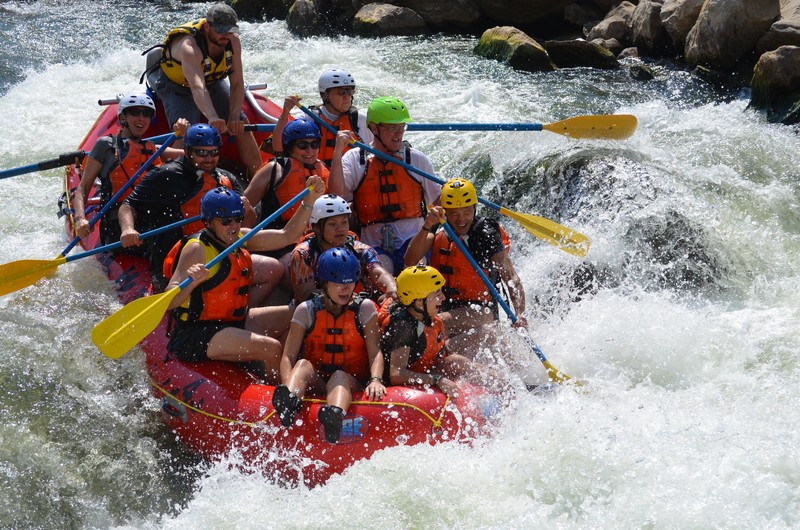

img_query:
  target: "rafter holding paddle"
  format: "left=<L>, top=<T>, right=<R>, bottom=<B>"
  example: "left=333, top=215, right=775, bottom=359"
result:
left=92, top=186, right=312, bottom=359
left=0, top=215, right=201, bottom=297
left=296, top=103, right=591, bottom=257
left=440, top=221, right=577, bottom=385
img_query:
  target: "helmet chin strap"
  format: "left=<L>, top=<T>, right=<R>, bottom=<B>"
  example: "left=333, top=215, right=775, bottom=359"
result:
left=409, top=299, right=433, bottom=326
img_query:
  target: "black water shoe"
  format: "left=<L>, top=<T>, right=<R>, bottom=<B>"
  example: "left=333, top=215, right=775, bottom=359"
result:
left=318, top=405, right=345, bottom=443
left=272, top=384, right=302, bottom=427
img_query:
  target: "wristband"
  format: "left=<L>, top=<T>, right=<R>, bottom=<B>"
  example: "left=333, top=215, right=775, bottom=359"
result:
left=368, top=376, right=383, bottom=384
left=431, top=374, right=442, bottom=386
left=300, top=202, right=313, bottom=210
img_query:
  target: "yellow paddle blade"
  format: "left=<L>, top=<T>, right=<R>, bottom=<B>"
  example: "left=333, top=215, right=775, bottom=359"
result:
left=0, top=257, right=66, bottom=296
left=92, top=287, right=180, bottom=359
left=499, top=207, right=590, bottom=257
left=543, top=114, right=637, bottom=140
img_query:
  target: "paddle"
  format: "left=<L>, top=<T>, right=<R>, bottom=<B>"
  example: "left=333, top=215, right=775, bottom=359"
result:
left=60, top=133, right=177, bottom=257
left=441, top=221, right=575, bottom=385
left=92, top=186, right=312, bottom=359
left=0, top=215, right=201, bottom=297
left=297, top=104, right=590, bottom=257
left=239, top=114, right=637, bottom=140
left=0, top=151, right=86, bottom=180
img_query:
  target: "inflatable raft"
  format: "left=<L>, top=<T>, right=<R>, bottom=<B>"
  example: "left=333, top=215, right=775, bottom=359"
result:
left=63, top=90, right=496, bottom=487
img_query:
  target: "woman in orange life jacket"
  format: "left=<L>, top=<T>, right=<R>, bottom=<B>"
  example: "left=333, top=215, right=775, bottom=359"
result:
left=404, top=178, right=528, bottom=358
left=243, top=118, right=329, bottom=287
left=164, top=181, right=324, bottom=383
left=380, top=265, right=512, bottom=399
left=273, top=247, right=386, bottom=443
left=288, top=193, right=397, bottom=304
left=72, top=93, right=188, bottom=248
left=270, top=69, right=373, bottom=165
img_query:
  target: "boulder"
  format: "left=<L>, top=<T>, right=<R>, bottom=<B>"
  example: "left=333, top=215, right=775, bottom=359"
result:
left=544, top=39, right=621, bottom=69
left=750, top=45, right=800, bottom=123
left=231, top=0, right=293, bottom=20
left=685, top=0, right=780, bottom=69
left=474, top=26, right=557, bottom=71
left=756, top=0, right=800, bottom=53
left=286, top=0, right=325, bottom=37
left=630, top=0, right=671, bottom=54
left=352, top=3, right=428, bottom=37
left=587, top=1, right=636, bottom=43
left=660, top=0, right=704, bottom=52
left=389, top=0, right=481, bottom=29
left=473, top=0, right=580, bottom=25
left=564, top=1, right=606, bottom=26
left=591, top=37, right=624, bottom=55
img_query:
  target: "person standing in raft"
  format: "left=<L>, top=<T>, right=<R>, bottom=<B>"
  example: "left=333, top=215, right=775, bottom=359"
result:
left=380, top=265, right=512, bottom=398
left=147, top=3, right=261, bottom=176
left=403, top=178, right=528, bottom=355
left=117, top=123, right=283, bottom=301
left=164, top=181, right=324, bottom=382
left=329, top=96, right=442, bottom=275
left=270, top=69, right=373, bottom=166
left=273, top=247, right=386, bottom=443
left=72, top=93, right=188, bottom=249
left=288, top=193, right=397, bottom=304
left=243, top=118, right=329, bottom=280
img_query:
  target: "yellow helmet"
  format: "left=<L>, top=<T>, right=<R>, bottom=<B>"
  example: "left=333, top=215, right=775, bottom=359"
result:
left=397, top=265, right=446, bottom=305
left=441, top=178, right=477, bottom=209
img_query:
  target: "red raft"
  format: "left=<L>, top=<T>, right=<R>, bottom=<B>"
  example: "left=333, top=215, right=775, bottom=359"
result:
left=64, top=90, right=496, bottom=487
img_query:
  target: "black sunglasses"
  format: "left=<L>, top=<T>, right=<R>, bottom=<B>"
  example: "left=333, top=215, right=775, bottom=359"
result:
left=126, top=108, right=155, bottom=118
left=218, top=216, right=244, bottom=226
left=294, top=140, right=321, bottom=150
left=192, top=148, right=220, bottom=158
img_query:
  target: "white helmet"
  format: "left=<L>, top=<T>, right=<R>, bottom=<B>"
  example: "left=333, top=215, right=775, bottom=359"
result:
left=117, top=93, right=156, bottom=117
left=310, top=194, right=351, bottom=224
left=318, top=69, right=356, bottom=94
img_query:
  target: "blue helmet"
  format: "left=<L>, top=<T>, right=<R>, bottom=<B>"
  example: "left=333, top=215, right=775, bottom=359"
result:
left=282, top=118, right=321, bottom=147
left=201, top=187, right=244, bottom=221
left=316, top=247, right=361, bottom=285
left=185, top=123, right=223, bottom=149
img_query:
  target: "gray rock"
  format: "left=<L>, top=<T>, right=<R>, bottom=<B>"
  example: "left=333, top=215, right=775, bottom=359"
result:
left=750, top=45, right=800, bottom=123
left=352, top=3, right=428, bottom=37
left=685, top=0, right=780, bottom=69
left=474, top=26, right=557, bottom=72
left=587, top=1, right=636, bottom=43
left=630, top=0, right=671, bottom=54
left=660, top=0, right=704, bottom=52
left=544, top=38, right=620, bottom=69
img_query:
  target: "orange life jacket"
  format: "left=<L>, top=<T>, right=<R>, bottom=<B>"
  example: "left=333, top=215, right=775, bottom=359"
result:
left=379, top=304, right=447, bottom=375
left=430, top=217, right=510, bottom=304
left=98, top=135, right=158, bottom=204
left=180, top=171, right=233, bottom=235
left=163, top=230, right=252, bottom=323
left=269, top=158, right=330, bottom=224
left=352, top=147, right=425, bottom=226
left=309, top=105, right=361, bottom=166
left=301, top=294, right=374, bottom=381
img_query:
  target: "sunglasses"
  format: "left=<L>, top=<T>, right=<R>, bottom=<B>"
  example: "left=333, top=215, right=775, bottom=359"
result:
left=294, top=140, right=321, bottom=150
left=192, top=148, right=220, bottom=158
left=126, top=108, right=155, bottom=118
left=378, top=123, right=407, bottom=133
left=331, top=88, right=355, bottom=96
left=218, top=216, right=244, bottom=226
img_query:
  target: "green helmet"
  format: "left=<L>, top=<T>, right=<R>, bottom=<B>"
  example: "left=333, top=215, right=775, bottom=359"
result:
left=367, top=97, right=412, bottom=125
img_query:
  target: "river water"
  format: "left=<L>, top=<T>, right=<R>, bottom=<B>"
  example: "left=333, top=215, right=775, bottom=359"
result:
left=1, top=1, right=799, bottom=528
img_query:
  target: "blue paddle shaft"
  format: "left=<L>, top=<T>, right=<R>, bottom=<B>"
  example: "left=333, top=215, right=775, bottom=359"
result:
left=64, top=215, right=202, bottom=264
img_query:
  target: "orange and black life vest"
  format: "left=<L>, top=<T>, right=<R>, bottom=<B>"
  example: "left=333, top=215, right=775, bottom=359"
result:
left=430, top=216, right=510, bottom=304
left=352, top=145, right=425, bottom=226
left=157, top=19, right=233, bottom=87
left=179, top=171, right=233, bottom=235
left=259, top=157, right=330, bottom=227
left=379, top=304, right=447, bottom=376
left=301, top=294, right=374, bottom=381
left=163, top=229, right=252, bottom=323
left=308, top=105, right=361, bottom=166
left=98, top=135, right=158, bottom=205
